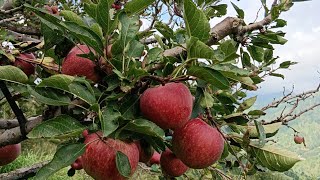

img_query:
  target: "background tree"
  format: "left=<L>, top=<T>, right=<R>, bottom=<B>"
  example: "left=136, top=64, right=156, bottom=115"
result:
left=0, top=0, right=318, bottom=179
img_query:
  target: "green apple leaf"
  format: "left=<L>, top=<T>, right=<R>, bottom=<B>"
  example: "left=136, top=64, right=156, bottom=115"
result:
left=122, top=118, right=165, bottom=138
left=34, top=143, right=85, bottom=179
left=100, top=107, right=121, bottom=137
left=116, top=151, right=131, bottom=178
left=236, top=122, right=282, bottom=138
left=187, top=66, right=230, bottom=90
left=184, top=0, right=210, bottom=42
left=27, top=115, right=85, bottom=139
left=0, top=65, right=28, bottom=84
left=250, top=144, right=303, bottom=172
left=125, top=0, right=155, bottom=15
left=237, top=96, right=257, bottom=112
left=187, top=37, right=215, bottom=60
left=28, top=86, right=71, bottom=106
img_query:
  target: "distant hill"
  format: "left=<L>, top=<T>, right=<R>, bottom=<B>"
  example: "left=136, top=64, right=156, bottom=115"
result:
left=253, top=92, right=320, bottom=179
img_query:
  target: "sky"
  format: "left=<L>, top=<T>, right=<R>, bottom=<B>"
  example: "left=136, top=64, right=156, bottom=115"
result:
left=219, top=0, right=320, bottom=96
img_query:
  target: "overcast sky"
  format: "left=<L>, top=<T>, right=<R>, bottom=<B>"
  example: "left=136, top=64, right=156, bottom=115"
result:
left=221, top=0, right=320, bottom=96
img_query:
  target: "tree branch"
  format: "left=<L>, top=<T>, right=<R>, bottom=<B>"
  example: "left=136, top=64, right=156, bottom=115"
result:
left=0, top=5, right=23, bottom=14
left=0, top=161, right=48, bottom=180
left=2, top=25, right=41, bottom=36
left=6, top=29, right=41, bottom=42
left=0, top=116, right=43, bottom=147
left=0, top=119, right=20, bottom=129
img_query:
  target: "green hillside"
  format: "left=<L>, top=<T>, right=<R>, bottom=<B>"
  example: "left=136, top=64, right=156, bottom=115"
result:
left=254, top=93, right=320, bottom=179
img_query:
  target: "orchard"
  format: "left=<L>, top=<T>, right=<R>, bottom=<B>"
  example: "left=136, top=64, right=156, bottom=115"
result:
left=0, top=0, right=318, bottom=179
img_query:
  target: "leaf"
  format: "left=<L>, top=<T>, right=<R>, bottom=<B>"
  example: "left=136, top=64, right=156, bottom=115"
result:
left=248, top=110, right=266, bottom=116
left=236, top=122, right=282, bottom=138
left=187, top=37, right=214, bottom=60
left=111, top=13, right=140, bottom=56
left=122, top=119, right=165, bottom=138
left=100, top=107, right=121, bottom=137
left=96, top=0, right=114, bottom=34
left=211, top=64, right=250, bottom=76
left=127, top=40, right=144, bottom=58
left=62, top=22, right=104, bottom=55
left=223, top=113, right=249, bottom=125
left=218, top=40, right=239, bottom=62
left=200, top=91, right=214, bottom=108
left=27, top=115, right=85, bottom=139
left=187, top=66, right=229, bottom=90
left=183, top=0, right=210, bottom=42
left=125, top=0, right=155, bottom=15
left=279, top=61, right=297, bottom=69
left=154, top=22, right=174, bottom=40
left=250, top=144, right=303, bottom=172
left=0, top=65, right=28, bottom=84
left=38, top=75, right=96, bottom=105
left=231, top=2, right=244, bottom=18
left=247, top=45, right=264, bottom=62
left=28, top=86, right=71, bottom=106
left=60, top=10, right=86, bottom=26
left=35, top=143, right=85, bottom=179
left=254, top=120, right=266, bottom=147
left=237, top=96, right=257, bottom=112
left=270, top=73, right=285, bottom=79
left=116, top=151, right=131, bottom=178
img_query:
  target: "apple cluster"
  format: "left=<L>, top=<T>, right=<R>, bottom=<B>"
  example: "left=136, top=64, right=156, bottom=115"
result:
left=68, top=82, right=224, bottom=179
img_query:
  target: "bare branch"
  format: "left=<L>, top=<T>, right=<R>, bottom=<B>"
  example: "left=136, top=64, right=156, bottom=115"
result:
left=5, top=29, right=41, bottom=42
left=0, top=5, right=23, bottom=14
left=0, top=118, right=20, bottom=129
left=0, top=116, right=43, bottom=147
left=0, top=161, right=49, bottom=180
left=1, top=25, right=41, bottom=36
left=0, top=17, right=17, bottom=24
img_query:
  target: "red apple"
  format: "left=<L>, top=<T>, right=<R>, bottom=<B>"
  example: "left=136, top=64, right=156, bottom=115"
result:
left=0, top=143, right=21, bottom=166
left=294, top=135, right=304, bottom=144
left=148, top=151, right=160, bottom=165
left=135, top=140, right=154, bottom=163
left=112, top=3, right=121, bottom=10
left=71, top=156, right=83, bottom=170
left=172, top=118, right=224, bottom=169
left=140, top=82, right=193, bottom=129
left=82, top=132, right=139, bottom=180
left=51, top=6, right=59, bottom=15
left=82, top=129, right=89, bottom=138
left=14, top=53, right=35, bottom=76
left=160, top=149, right=188, bottom=177
left=62, top=45, right=100, bottom=82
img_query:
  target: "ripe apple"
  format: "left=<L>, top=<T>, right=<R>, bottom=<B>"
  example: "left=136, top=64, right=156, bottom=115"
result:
left=82, top=129, right=89, bottom=138
left=148, top=151, right=160, bottom=166
left=140, top=82, right=193, bottom=129
left=82, top=132, right=139, bottom=180
left=172, top=118, right=224, bottom=169
left=71, top=156, right=83, bottom=170
left=294, top=135, right=304, bottom=144
left=135, top=140, right=154, bottom=163
left=14, top=53, right=35, bottom=76
left=44, top=5, right=59, bottom=15
left=0, top=143, right=21, bottom=166
left=62, top=45, right=100, bottom=82
left=160, top=149, right=188, bottom=177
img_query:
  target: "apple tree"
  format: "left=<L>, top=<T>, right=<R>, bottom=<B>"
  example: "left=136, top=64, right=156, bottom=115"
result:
left=0, top=0, right=318, bottom=179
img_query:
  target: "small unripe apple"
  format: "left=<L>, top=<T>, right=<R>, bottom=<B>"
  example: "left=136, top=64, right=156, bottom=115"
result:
left=172, top=118, right=224, bottom=169
left=62, top=45, right=100, bottom=82
left=82, top=132, right=139, bottom=180
left=148, top=151, right=160, bottom=166
left=294, top=135, right=304, bottom=144
left=14, top=53, right=35, bottom=76
left=0, top=143, right=21, bottom=166
left=71, top=156, right=83, bottom=170
left=140, top=82, right=193, bottom=129
left=160, top=149, right=189, bottom=177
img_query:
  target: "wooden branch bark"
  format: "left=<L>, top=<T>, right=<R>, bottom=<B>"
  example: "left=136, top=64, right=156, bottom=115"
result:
left=0, top=119, right=20, bottom=129
left=0, top=161, right=49, bottom=180
left=0, top=116, right=43, bottom=147
left=6, top=29, right=41, bottom=42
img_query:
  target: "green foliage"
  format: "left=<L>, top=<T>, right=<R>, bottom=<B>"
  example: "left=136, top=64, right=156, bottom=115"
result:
left=0, top=0, right=314, bottom=179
